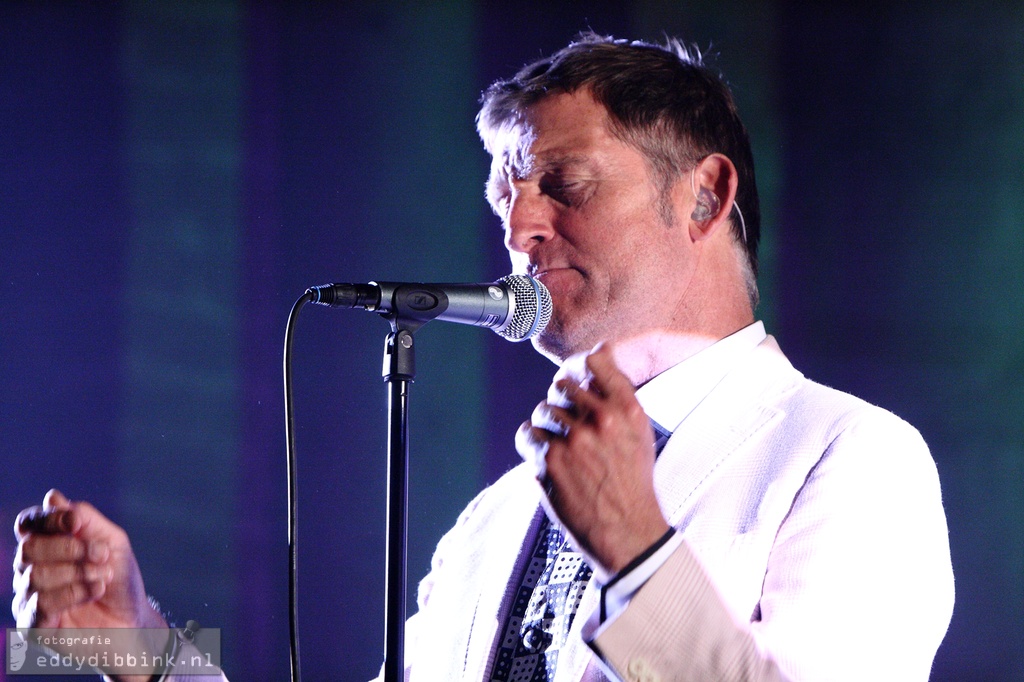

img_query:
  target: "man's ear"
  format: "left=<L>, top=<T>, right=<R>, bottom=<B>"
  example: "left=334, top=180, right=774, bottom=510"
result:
left=687, top=153, right=738, bottom=242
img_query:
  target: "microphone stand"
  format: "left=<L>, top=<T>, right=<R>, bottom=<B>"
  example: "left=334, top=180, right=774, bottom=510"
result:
left=381, top=324, right=415, bottom=682
left=299, top=277, right=546, bottom=681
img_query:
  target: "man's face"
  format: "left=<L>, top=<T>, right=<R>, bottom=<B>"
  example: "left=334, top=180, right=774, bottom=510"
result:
left=486, top=90, right=694, bottom=362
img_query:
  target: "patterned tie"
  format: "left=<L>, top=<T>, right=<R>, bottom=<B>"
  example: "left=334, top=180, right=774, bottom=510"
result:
left=489, top=515, right=592, bottom=681
left=490, top=419, right=671, bottom=681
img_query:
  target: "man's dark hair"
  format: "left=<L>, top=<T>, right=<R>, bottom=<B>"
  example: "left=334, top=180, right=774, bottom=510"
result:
left=478, top=32, right=761, bottom=307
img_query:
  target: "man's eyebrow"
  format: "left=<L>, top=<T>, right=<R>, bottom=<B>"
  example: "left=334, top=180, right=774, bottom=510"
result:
left=507, top=152, right=594, bottom=180
left=535, top=152, right=593, bottom=171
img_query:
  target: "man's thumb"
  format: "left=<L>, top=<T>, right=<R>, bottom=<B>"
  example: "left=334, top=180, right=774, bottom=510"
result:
left=43, top=488, right=71, bottom=510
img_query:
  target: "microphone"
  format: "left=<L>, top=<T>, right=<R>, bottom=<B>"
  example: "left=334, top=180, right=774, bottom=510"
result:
left=307, top=274, right=552, bottom=342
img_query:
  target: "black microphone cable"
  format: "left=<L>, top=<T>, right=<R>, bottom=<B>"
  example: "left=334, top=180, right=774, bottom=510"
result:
left=283, top=290, right=313, bottom=682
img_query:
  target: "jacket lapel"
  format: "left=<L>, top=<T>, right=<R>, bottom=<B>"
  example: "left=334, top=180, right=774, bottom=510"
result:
left=462, top=468, right=545, bottom=680
left=654, top=337, right=802, bottom=530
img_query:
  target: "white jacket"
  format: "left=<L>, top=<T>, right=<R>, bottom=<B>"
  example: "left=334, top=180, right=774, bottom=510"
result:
left=396, top=338, right=954, bottom=682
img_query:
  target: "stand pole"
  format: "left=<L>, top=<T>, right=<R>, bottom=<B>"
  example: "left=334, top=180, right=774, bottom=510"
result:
left=381, top=329, right=414, bottom=682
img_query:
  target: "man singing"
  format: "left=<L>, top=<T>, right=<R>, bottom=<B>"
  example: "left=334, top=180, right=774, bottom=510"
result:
left=13, top=34, right=954, bottom=682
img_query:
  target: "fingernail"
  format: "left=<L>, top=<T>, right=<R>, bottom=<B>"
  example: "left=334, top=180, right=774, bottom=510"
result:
left=87, top=541, right=109, bottom=563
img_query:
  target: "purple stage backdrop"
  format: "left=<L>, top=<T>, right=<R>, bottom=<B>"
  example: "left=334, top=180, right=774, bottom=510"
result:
left=1, top=2, right=1021, bottom=680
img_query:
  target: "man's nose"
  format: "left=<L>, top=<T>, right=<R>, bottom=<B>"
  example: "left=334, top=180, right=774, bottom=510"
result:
left=504, top=183, right=557, bottom=254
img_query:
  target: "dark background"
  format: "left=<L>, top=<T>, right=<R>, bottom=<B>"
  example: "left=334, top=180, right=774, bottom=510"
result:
left=2, top=1, right=1021, bottom=680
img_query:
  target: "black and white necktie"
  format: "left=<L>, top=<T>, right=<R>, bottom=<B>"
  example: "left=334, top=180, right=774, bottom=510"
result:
left=490, top=419, right=672, bottom=681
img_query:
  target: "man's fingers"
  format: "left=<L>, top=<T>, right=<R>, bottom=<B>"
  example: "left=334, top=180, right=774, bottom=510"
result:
left=551, top=351, right=592, bottom=387
left=530, top=402, right=572, bottom=437
left=14, top=490, right=79, bottom=540
left=15, top=579, right=108, bottom=629
left=554, top=378, right=601, bottom=420
left=15, top=507, right=78, bottom=539
left=16, top=561, right=113, bottom=594
left=515, top=420, right=551, bottom=480
left=14, top=534, right=109, bottom=572
left=545, top=347, right=637, bottom=424
left=20, top=494, right=126, bottom=548
left=584, top=344, right=635, bottom=401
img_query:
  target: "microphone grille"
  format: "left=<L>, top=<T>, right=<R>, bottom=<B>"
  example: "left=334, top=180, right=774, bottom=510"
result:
left=496, top=274, right=552, bottom=342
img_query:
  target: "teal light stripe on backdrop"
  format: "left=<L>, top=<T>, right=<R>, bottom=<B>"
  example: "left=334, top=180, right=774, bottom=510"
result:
left=118, top=0, right=241, bottom=671
left=116, top=2, right=488, bottom=678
